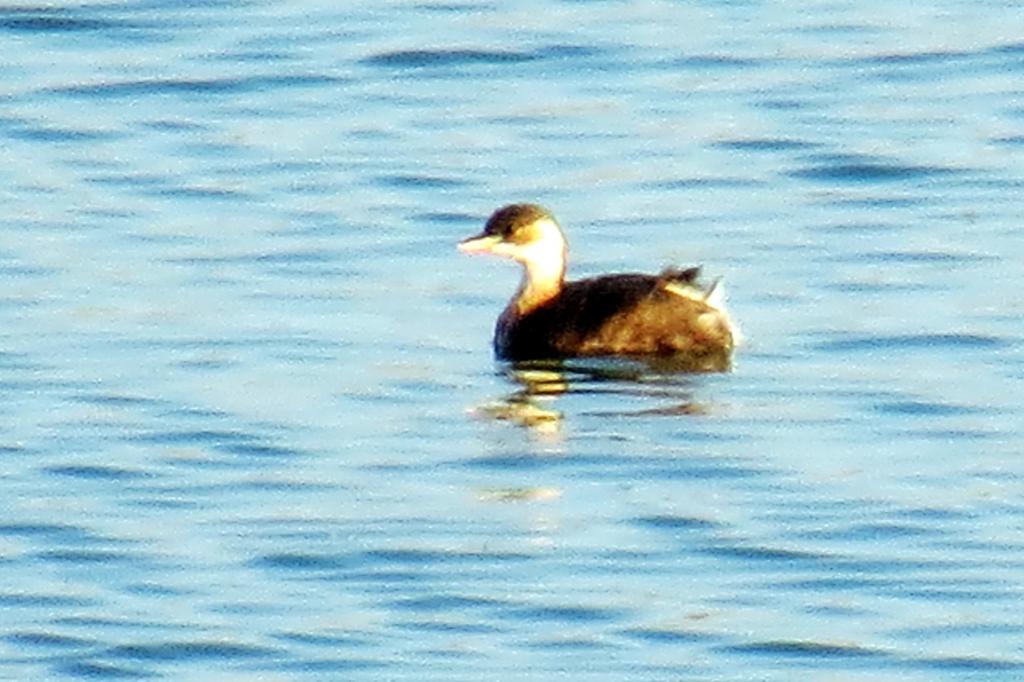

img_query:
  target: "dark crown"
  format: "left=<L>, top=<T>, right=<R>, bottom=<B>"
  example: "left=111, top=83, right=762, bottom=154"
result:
left=484, top=204, right=555, bottom=243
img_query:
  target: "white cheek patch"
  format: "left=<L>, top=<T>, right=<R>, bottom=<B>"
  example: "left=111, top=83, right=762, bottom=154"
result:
left=489, top=242, right=522, bottom=258
left=517, top=219, right=564, bottom=262
left=518, top=238, right=564, bottom=271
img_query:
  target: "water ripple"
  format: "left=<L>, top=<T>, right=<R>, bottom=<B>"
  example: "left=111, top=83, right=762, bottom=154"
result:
left=373, top=174, right=471, bottom=189
left=45, top=465, right=153, bottom=481
left=700, top=543, right=830, bottom=563
left=633, top=515, right=723, bottom=532
left=390, top=594, right=506, bottom=612
left=0, top=592, right=96, bottom=608
left=504, top=604, right=628, bottom=624
left=670, top=54, right=766, bottom=70
left=621, top=627, right=716, bottom=644
left=46, top=74, right=344, bottom=99
left=56, top=661, right=151, bottom=679
left=873, top=400, right=989, bottom=417
left=5, top=631, right=95, bottom=649
left=790, top=156, right=962, bottom=183
left=725, top=639, right=890, bottom=659
left=261, top=658, right=390, bottom=673
left=107, top=640, right=280, bottom=661
left=129, top=429, right=303, bottom=458
left=255, top=552, right=354, bottom=571
left=813, top=333, right=1012, bottom=353
left=0, top=9, right=136, bottom=34
left=0, top=522, right=100, bottom=543
left=911, top=655, right=1024, bottom=672
left=37, top=549, right=136, bottom=565
left=7, top=126, right=123, bottom=143
left=363, top=48, right=537, bottom=67
left=714, top=138, right=821, bottom=152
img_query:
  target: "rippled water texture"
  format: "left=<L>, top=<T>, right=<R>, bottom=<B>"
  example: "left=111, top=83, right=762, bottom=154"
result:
left=2, top=1, right=1023, bottom=679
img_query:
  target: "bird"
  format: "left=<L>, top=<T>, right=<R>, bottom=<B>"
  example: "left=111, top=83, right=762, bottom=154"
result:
left=458, top=203, right=736, bottom=370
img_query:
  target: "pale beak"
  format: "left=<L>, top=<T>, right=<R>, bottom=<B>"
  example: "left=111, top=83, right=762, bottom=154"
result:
left=458, top=233, right=500, bottom=254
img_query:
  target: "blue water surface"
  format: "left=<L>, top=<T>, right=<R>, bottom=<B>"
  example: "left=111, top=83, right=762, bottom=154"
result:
left=1, top=1, right=1023, bottom=679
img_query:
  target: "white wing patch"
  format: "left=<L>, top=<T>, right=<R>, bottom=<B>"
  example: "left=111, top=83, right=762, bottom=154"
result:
left=664, top=278, right=725, bottom=310
left=664, top=278, right=743, bottom=346
left=662, top=281, right=707, bottom=303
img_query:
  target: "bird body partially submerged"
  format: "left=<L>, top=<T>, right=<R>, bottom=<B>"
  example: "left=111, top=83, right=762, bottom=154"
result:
left=459, top=204, right=736, bottom=370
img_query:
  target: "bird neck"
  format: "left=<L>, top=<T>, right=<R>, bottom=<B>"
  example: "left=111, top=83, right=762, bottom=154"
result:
left=513, top=244, right=566, bottom=314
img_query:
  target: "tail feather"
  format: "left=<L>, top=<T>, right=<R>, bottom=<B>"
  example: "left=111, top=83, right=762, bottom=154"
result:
left=659, top=266, right=701, bottom=285
left=660, top=267, right=725, bottom=309
left=658, top=265, right=743, bottom=350
left=704, top=278, right=724, bottom=309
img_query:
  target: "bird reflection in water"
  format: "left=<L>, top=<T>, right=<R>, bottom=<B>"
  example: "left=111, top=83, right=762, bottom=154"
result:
left=470, top=356, right=716, bottom=434
left=471, top=364, right=567, bottom=436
